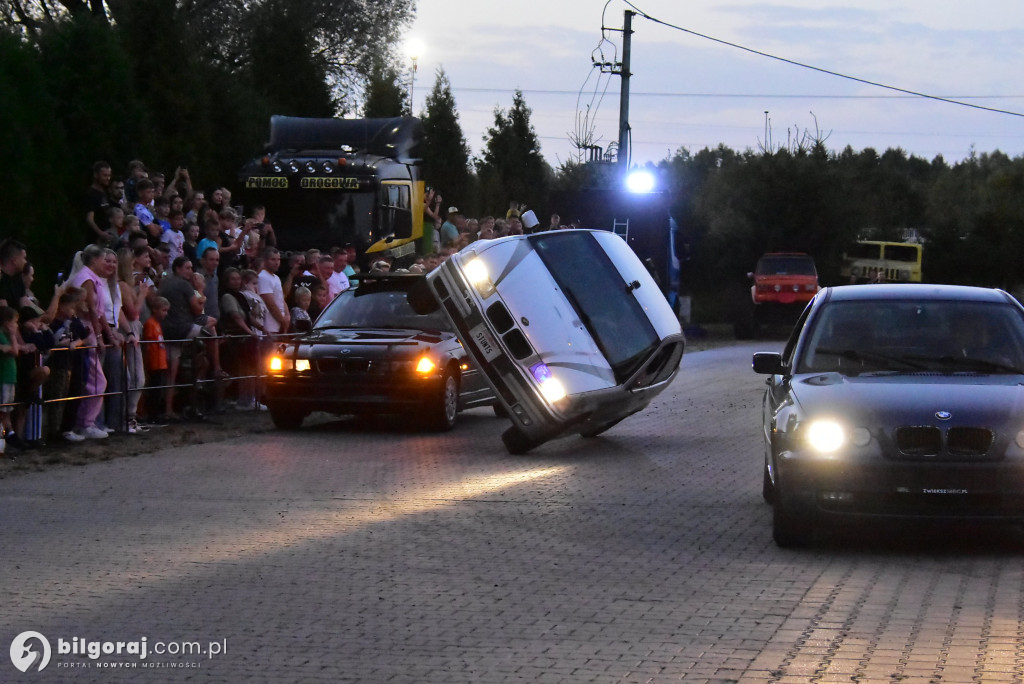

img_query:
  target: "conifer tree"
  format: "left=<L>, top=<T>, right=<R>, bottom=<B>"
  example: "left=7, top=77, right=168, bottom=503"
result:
left=420, top=68, right=472, bottom=209
left=478, top=89, right=549, bottom=214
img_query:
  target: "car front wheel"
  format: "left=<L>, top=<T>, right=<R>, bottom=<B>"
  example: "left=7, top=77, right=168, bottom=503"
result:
left=269, top=404, right=306, bottom=430
left=772, top=488, right=814, bottom=548
left=502, top=426, right=541, bottom=455
left=762, top=461, right=774, bottom=504
left=423, top=370, right=459, bottom=432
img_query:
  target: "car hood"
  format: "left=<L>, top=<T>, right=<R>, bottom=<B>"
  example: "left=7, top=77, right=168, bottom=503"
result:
left=789, top=372, right=1024, bottom=426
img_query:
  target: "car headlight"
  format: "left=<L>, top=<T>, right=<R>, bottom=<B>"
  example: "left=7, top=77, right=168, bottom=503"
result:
left=530, top=363, right=566, bottom=403
left=801, top=420, right=871, bottom=452
left=415, top=356, right=436, bottom=375
left=805, top=419, right=845, bottom=453
left=463, top=257, right=495, bottom=297
left=268, top=356, right=310, bottom=372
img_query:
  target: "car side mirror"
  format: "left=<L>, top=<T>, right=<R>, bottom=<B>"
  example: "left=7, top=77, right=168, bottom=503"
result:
left=752, top=352, right=785, bottom=375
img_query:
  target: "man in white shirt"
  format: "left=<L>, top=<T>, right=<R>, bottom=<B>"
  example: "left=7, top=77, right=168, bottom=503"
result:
left=326, top=248, right=351, bottom=300
left=258, top=247, right=289, bottom=335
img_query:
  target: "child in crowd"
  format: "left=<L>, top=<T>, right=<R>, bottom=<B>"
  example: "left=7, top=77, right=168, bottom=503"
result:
left=308, top=282, right=329, bottom=321
left=240, top=270, right=268, bottom=335
left=290, top=286, right=312, bottom=333
left=142, top=296, right=170, bottom=423
left=16, top=305, right=53, bottom=448
left=191, top=272, right=218, bottom=337
left=106, top=206, right=126, bottom=247
left=44, top=289, right=87, bottom=443
left=161, top=209, right=186, bottom=261
left=0, top=307, right=22, bottom=453
left=122, top=215, right=141, bottom=245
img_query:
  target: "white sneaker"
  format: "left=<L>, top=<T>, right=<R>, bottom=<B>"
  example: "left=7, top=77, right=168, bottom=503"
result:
left=255, top=402, right=269, bottom=412
left=64, top=431, right=86, bottom=442
left=79, top=426, right=109, bottom=440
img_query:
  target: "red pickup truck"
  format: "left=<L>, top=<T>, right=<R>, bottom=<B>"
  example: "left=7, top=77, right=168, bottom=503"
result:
left=735, top=252, right=820, bottom=338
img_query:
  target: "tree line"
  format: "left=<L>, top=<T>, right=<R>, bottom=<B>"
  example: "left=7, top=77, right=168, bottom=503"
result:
left=4, top=1, right=1023, bottom=322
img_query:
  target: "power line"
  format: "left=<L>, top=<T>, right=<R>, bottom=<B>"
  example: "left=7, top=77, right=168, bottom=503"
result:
left=622, top=0, right=1024, bottom=119
left=452, top=86, right=1024, bottom=101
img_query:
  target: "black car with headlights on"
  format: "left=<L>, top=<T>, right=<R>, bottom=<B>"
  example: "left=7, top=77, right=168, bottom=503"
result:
left=264, top=274, right=494, bottom=431
left=754, top=284, right=1024, bottom=547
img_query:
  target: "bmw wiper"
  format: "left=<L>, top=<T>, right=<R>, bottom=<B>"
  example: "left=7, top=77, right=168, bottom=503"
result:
left=916, top=355, right=1024, bottom=375
left=814, top=347, right=929, bottom=372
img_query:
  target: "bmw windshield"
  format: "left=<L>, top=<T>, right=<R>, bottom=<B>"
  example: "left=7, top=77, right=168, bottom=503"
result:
left=315, top=285, right=450, bottom=331
left=797, top=299, right=1024, bottom=375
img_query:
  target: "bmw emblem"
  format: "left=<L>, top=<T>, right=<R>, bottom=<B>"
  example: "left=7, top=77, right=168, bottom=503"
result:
left=935, top=411, right=952, bottom=421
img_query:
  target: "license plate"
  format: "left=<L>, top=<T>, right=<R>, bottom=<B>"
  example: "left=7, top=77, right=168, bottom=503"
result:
left=469, top=323, right=501, bottom=362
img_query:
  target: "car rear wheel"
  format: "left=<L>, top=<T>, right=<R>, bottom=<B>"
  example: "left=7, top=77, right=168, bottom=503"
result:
left=269, top=404, right=306, bottom=430
left=423, top=370, right=459, bottom=432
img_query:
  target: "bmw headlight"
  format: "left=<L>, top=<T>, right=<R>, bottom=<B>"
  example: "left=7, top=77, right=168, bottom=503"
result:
left=530, top=363, right=566, bottom=403
left=802, top=420, right=871, bottom=453
left=268, top=356, right=310, bottom=373
left=463, top=257, right=495, bottom=297
left=415, top=356, right=436, bottom=375
left=805, top=419, right=845, bottom=453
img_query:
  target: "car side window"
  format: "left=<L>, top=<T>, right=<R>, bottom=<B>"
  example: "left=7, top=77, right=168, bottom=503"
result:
left=783, top=305, right=812, bottom=368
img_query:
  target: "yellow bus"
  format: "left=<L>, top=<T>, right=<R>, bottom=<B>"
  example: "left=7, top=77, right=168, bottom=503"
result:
left=841, top=240, right=923, bottom=283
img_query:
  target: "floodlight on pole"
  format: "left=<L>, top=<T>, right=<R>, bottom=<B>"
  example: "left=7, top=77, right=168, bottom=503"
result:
left=404, top=38, right=425, bottom=114
left=625, top=170, right=656, bottom=194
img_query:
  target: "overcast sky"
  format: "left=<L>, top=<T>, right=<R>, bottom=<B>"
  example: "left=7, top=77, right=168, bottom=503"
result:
left=407, top=0, right=1024, bottom=169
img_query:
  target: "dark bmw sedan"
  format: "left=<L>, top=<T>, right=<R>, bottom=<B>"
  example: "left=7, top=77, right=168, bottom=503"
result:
left=264, top=274, right=494, bottom=431
left=754, top=284, right=1024, bottom=546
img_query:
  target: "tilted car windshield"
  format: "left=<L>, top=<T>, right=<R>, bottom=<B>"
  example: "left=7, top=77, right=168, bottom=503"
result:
left=530, top=232, right=660, bottom=383
left=314, top=286, right=450, bottom=331
left=798, top=298, right=1024, bottom=375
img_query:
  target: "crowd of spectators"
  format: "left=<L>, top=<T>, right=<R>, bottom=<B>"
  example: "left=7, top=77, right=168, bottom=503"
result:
left=0, top=159, right=566, bottom=457
left=0, top=160, right=363, bottom=455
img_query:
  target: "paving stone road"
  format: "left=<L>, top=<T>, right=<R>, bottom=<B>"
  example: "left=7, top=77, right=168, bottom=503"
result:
left=1, top=341, right=1023, bottom=683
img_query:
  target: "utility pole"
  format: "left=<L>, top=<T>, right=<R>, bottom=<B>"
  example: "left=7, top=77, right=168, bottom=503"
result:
left=595, top=10, right=635, bottom=172
left=618, top=10, right=634, bottom=173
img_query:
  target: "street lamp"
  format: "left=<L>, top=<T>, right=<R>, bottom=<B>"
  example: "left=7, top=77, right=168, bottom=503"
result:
left=404, top=38, right=425, bottom=115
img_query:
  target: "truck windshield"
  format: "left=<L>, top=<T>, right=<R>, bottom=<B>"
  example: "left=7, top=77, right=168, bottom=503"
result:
left=243, top=188, right=376, bottom=253
left=756, top=256, right=816, bottom=276
left=530, top=232, right=660, bottom=383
